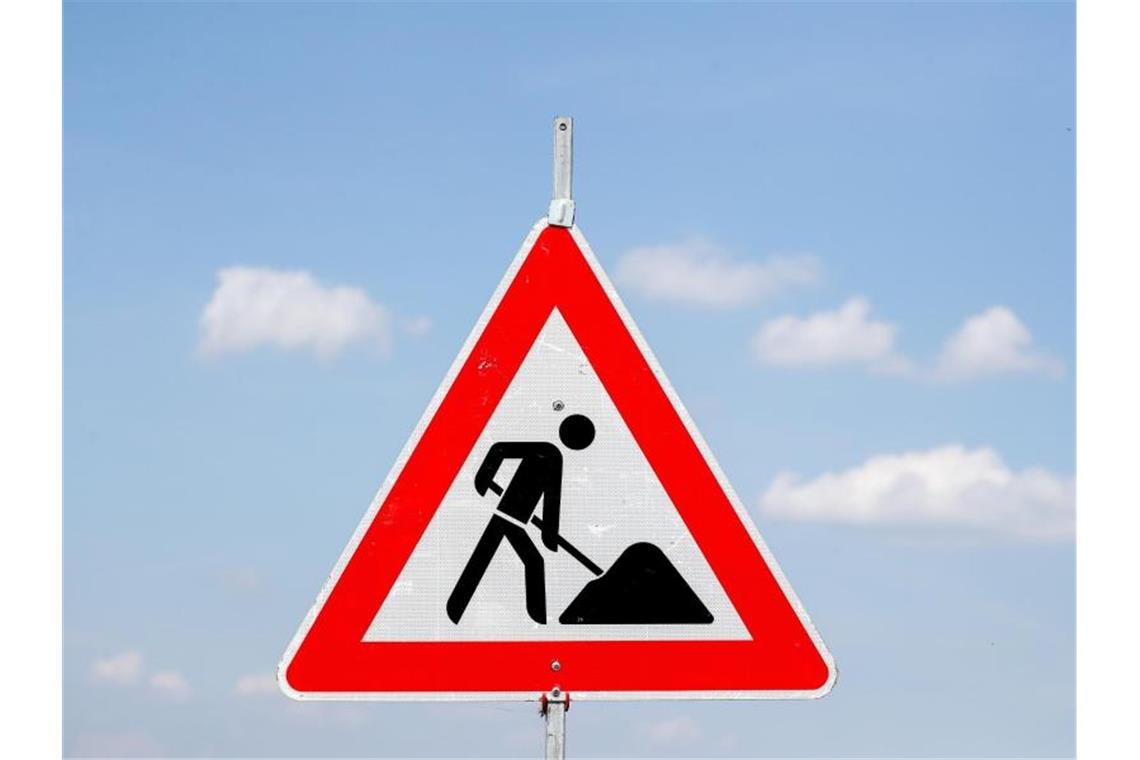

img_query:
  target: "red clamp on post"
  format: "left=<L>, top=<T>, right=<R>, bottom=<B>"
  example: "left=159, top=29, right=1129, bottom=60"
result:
left=538, top=691, right=570, bottom=716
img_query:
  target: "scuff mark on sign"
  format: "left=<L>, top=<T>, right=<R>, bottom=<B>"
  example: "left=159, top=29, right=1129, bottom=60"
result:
left=537, top=337, right=565, bottom=353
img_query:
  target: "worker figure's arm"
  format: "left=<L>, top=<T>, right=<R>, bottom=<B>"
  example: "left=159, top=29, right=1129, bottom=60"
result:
left=474, top=442, right=536, bottom=496
left=540, top=456, right=562, bottom=552
left=474, top=443, right=508, bottom=496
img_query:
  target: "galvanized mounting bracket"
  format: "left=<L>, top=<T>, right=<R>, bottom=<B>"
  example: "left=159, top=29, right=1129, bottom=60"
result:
left=548, top=116, right=575, bottom=227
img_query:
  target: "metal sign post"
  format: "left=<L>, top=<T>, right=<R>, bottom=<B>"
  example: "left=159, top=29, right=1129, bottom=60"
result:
left=542, top=117, right=572, bottom=759
left=541, top=687, right=568, bottom=760
left=548, top=116, right=574, bottom=227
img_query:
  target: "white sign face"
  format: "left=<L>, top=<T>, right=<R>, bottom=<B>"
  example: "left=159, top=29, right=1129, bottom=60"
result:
left=280, top=221, right=834, bottom=701
left=365, top=309, right=749, bottom=642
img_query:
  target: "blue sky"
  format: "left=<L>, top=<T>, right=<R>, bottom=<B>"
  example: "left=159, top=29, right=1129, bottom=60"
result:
left=64, top=2, right=1074, bottom=757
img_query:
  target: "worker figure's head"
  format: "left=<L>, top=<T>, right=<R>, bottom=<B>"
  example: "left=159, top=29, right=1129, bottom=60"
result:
left=558, top=414, right=595, bottom=450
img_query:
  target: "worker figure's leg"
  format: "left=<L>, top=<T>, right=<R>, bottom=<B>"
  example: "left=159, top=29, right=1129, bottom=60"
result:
left=503, top=521, right=546, bottom=624
left=447, top=517, right=509, bottom=624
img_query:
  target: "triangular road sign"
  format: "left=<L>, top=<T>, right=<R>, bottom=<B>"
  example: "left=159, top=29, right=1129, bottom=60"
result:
left=279, top=221, right=835, bottom=700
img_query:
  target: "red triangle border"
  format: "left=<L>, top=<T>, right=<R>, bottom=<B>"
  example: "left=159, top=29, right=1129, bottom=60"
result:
left=280, top=223, right=835, bottom=699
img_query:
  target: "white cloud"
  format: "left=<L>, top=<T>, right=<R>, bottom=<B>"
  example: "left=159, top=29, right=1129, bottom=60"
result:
left=615, top=238, right=819, bottom=308
left=234, top=673, right=279, bottom=697
left=933, top=306, right=1062, bottom=381
left=754, top=300, right=1061, bottom=381
left=198, top=267, right=393, bottom=358
left=150, top=670, right=193, bottom=701
left=752, top=297, right=910, bottom=372
left=91, top=651, right=143, bottom=685
left=760, top=445, right=1074, bottom=541
left=91, top=651, right=194, bottom=701
left=637, top=715, right=702, bottom=745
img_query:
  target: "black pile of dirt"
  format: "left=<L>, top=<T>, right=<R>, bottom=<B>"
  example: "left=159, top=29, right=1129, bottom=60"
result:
left=558, top=542, right=714, bottom=624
